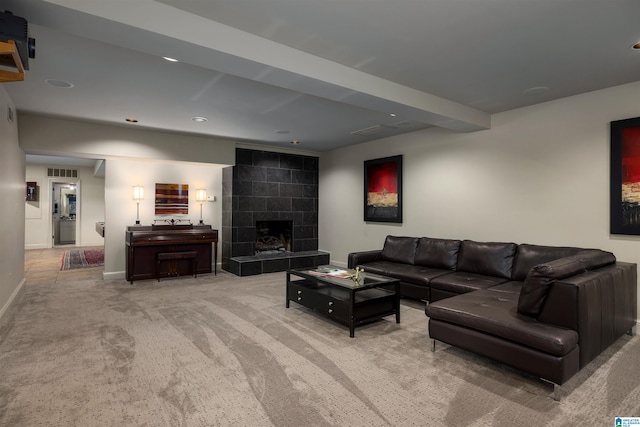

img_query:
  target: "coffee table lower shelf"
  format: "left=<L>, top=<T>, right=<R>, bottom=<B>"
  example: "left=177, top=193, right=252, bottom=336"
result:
left=286, top=273, right=400, bottom=337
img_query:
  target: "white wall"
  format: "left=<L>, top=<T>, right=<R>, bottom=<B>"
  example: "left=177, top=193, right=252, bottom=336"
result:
left=25, top=164, right=106, bottom=249
left=104, top=158, right=223, bottom=279
left=319, top=81, right=640, bottom=317
left=0, top=85, right=26, bottom=322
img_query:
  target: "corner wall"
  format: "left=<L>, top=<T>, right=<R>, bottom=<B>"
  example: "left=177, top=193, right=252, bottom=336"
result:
left=0, top=85, right=26, bottom=323
left=319, top=81, right=640, bottom=317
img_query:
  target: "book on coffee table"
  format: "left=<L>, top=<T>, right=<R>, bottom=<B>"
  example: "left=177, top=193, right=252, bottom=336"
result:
left=308, top=266, right=352, bottom=279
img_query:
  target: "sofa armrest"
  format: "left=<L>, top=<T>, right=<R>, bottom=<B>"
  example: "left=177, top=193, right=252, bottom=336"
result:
left=538, top=262, right=637, bottom=368
left=348, top=250, right=382, bottom=268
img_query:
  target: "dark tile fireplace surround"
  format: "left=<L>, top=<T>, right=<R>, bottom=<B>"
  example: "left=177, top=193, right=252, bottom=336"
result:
left=222, top=148, right=329, bottom=276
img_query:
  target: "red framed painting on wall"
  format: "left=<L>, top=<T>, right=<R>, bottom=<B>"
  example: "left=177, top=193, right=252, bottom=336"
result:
left=364, top=155, right=402, bottom=223
left=610, top=117, right=640, bottom=235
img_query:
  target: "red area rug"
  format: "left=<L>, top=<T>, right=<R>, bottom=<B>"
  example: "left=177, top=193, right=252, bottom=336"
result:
left=60, top=248, right=104, bottom=271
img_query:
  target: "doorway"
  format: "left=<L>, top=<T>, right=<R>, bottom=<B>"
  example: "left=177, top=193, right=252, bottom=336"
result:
left=52, top=181, right=78, bottom=247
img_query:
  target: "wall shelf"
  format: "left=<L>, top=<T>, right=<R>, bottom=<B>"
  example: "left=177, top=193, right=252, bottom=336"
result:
left=0, top=40, right=25, bottom=82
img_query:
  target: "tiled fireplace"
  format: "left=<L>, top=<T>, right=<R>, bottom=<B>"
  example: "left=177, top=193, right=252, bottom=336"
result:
left=222, top=148, right=329, bottom=276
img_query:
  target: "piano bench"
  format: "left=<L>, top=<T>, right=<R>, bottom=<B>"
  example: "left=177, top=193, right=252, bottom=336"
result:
left=156, top=251, right=198, bottom=281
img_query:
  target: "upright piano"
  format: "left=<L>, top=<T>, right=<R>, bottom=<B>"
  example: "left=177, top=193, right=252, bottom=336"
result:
left=125, top=224, right=218, bottom=283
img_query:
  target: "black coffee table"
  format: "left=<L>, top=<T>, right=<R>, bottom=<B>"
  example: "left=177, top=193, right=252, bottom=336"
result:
left=286, top=265, right=400, bottom=337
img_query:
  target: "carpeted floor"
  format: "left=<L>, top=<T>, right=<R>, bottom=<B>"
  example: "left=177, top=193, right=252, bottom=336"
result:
left=60, top=248, right=104, bottom=271
left=0, top=270, right=638, bottom=426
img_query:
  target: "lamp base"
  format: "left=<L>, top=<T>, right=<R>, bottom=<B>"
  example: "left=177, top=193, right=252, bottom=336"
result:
left=198, top=220, right=204, bottom=225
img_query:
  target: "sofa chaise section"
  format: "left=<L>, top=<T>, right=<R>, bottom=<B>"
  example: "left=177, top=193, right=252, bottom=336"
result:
left=427, top=257, right=637, bottom=399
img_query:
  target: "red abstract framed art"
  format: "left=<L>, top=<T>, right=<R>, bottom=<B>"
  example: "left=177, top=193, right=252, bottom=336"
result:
left=610, top=117, right=640, bottom=235
left=364, top=155, right=402, bottom=223
left=155, top=183, right=189, bottom=215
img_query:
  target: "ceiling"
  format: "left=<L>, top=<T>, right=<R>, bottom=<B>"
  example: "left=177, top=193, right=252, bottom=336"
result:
left=2, top=0, right=640, bottom=158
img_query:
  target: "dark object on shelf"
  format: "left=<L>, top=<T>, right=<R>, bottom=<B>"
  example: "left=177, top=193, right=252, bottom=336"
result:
left=0, top=11, right=36, bottom=70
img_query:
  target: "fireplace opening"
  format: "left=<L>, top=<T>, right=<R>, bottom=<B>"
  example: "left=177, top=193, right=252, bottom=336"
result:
left=255, top=220, right=293, bottom=254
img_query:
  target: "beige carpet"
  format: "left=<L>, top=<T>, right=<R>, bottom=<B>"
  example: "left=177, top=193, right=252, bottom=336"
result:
left=0, top=271, right=638, bottom=426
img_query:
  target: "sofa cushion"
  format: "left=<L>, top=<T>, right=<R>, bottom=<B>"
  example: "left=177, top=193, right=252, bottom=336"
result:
left=414, top=237, right=461, bottom=270
left=426, top=286, right=579, bottom=357
left=486, top=281, right=523, bottom=294
left=456, top=240, right=517, bottom=279
left=512, top=244, right=582, bottom=281
left=430, top=272, right=509, bottom=295
left=518, top=257, right=587, bottom=316
left=381, top=263, right=451, bottom=287
left=380, top=236, right=419, bottom=265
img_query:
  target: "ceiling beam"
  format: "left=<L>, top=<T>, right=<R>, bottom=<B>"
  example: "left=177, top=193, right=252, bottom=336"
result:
left=29, top=0, right=491, bottom=132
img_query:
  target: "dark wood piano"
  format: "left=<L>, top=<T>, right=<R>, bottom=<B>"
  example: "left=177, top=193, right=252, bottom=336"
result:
left=125, top=224, right=218, bottom=283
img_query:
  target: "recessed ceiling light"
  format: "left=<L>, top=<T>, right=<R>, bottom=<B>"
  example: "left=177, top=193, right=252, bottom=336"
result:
left=290, top=140, right=299, bottom=145
left=163, top=56, right=179, bottom=62
left=45, top=79, right=73, bottom=88
left=390, top=113, right=397, bottom=117
left=125, top=118, right=138, bottom=123
left=633, top=42, right=640, bottom=50
left=275, top=130, right=290, bottom=134
left=192, top=116, right=208, bottom=122
left=523, top=86, right=549, bottom=96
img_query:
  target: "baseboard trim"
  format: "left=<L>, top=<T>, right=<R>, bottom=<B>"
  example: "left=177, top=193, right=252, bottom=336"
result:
left=0, top=277, right=26, bottom=326
left=80, top=241, right=105, bottom=247
left=103, top=271, right=126, bottom=281
left=25, top=244, right=49, bottom=250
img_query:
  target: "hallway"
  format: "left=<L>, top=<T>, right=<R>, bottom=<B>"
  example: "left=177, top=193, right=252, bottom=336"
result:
left=25, top=247, right=104, bottom=285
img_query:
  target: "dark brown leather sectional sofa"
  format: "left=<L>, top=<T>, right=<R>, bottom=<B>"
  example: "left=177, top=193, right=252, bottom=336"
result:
left=348, top=235, right=637, bottom=400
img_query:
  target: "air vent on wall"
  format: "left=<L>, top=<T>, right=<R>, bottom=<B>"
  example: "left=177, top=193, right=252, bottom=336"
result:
left=350, top=124, right=397, bottom=136
left=47, top=168, right=78, bottom=178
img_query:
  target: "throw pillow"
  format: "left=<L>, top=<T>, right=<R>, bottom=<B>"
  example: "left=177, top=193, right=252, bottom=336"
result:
left=518, top=257, right=586, bottom=316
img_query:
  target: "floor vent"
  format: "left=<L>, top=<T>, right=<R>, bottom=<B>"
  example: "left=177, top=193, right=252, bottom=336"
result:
left=47, top=168, right=78, bottom=178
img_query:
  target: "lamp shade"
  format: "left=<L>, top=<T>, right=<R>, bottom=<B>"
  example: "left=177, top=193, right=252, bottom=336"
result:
left=195, top=188, right=207, bottom=202
left=132, top=185, right=144, bottom=201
